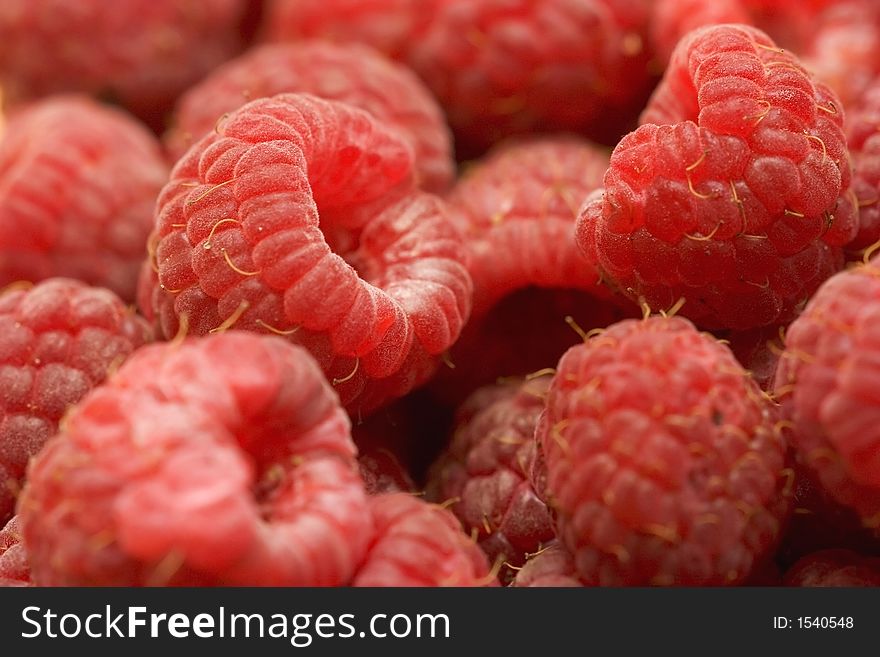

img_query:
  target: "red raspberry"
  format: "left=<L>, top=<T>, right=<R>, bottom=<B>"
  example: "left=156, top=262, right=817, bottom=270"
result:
left=436, top=138, right=636, bottom=400
left=650, top=0, right=750, bottom=65
left=538, top=316, right=792, bottom=585
left=0, top=0, right=247, bottom=125
left=0, top=278, right=151, bottom=523
left=773, top=257, right=880, bottom=529
left=0, top=516, right=29, bottom=586
left=577, top=24, right=857, bottom=330
left=426, top=376, right=555, bottom=581
left=18, top=332, right=372, bottom=586
left=0, top=95, right=168, bottom=301
left=165, top=41, right=454, bottom=194
left=407, top=0, right=654, bottom=157
left=784, top=549, right=880, bottom=586
left=845, top=79, right=880, bottom=253
left=512, top=541, right=582, bottom=587
left=262, top=0, right=444, bottom=62
left=144, top=94, right=472, bottom=416
left=352, top=492, right=494, bottom=586
left=357, top=444, right=417, bottom=496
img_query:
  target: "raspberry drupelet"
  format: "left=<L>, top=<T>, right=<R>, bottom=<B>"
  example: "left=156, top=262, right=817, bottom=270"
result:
left=0, top=516, right=30, bottom=586
left=165, top=41, right=454, bottom=194
left=0, top=95, right=168, bottom=301
left=538, top=315, right=792, bottom=585
left=18, top=332, right=372, bottom=586
left=0, top=278, right=151, bottom=523
left=143, top=93, right=472, bottom=417
left=578, top=23, right=857, bottom=330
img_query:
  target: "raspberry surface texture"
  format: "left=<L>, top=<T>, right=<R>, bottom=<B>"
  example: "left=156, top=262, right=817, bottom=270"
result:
left=0, top=278, right=151, bottom=523
left=0, top=0, right=247, bottom=125
left=144, top=93, right=472, bottom=416
left=18, top=332, right=372, bottom=586
left=845, top=78, right=880, bottom=253
left=773, top=257, right=880, bottom=529
left=0, top=95, right=168, bottom=301
left=352, top=492, right=493, bottom=586
left=427, top=377, right=555, bottom=580
left=262, top=0, right=443, bottom=61
left=512, top=541, right=582, bottom=587
left=407, top=0, right=654, bottom=156
left=538, top=316, right=791, bottom=585
left=784, top=549, right=880, bottom=586
left=166, top=41, right=454, bottom=193
left=0, top=516, right=30, bottom=586
left=578, top=23, right=856, bottom=330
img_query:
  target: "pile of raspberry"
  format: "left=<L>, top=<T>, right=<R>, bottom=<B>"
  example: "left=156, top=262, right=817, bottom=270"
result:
left=3, top=1, right=880, bottom=587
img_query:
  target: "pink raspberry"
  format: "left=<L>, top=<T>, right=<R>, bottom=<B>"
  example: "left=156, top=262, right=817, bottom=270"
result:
left=352, top=492, right=494, bottom=586
left=0, top=95, right=168, bottom=301
left=538, top=316, right=792, bottom=585
left=261, top=0, right=444, bottom=62
left=143, top=93, right=472, bottom=416
left=18, top=332, right=372, bottom=586
left=773, top=257, right=880, bottom=530
left=512, top=541, right=582, bottom=587
left=0, top=516, right=29, bottom=586
left=407, top=0, right=654, bottom=156
left=578, top=24, right=857, bottom=329
left=0, top=0, right=247, bottom=125
left=0, top=278, right=151, bottom=523
left=165, top=41, right=454, bottom=194
left=427, top=376, right=555, bottom=581
left=784, top=549, right=880, bottom=586
left=436, top=138, right=636, bottom=400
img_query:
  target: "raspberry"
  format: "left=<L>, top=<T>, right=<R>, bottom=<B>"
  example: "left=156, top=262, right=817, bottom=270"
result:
left=773, top=257, right=880, bottom=529
left=845, top=79, right=880, bottom=253
left=407, top=0, right=654, bottom=157
left=352, top=492, right=494, bottom=586
left=512, top=541, right=582, bottom=587
left=0, top=278, right=151, bottom=523
left=18, top=332, right=372, bottom=586
left=0, top=95, right=168, bottom=301
left=0, top=516, right=29, bottom=586
left=0, top=0, right=247, bottom=126
left=650, top=0, right=750, bottom=65
left=144, top=94, right=472, bottom=416
left=723, top=324, right=785, bottom=391
left=357, top=443, right=417, bottom=495
left=436, top=138, right=636, bottom=400
left=784, top=549, right=880, bottom=586
left=165, top=41, right=454, bottom=194
left=538, top=316, right=791, bottom=585
left=262, top=0, right=443, bottom=62
left=426, top=376, right=555, bottom=581
left=577, top=24, right=857, bottom=330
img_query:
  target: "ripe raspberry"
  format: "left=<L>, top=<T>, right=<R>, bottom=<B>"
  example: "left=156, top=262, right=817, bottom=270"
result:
left=0, top=516, right=29, bottom=586
left=539, top=316, right=791, bottom=585
left=262, top=0, right=443, bottom=62
left=0, top=0, right=247, bottom=125
left=650, top=0, right=750, bottom=65
left=577, top=24, right=857, bottom=330
left=512, top=541, right=582, bottom=587
left=357, top=444, right=417, bottom=495
left=777, top=462, right=880, bottom=568
left=784, top=549, right=880, bottom=586
left=427, top=377, right=555, bottom=581
left=773, top=257, right=880, bottom=529
left=352, top=492, right=494, bottom=586
left=436, top=139, right=636, bottom=400
left=18, top=332, right=372, bottom=586
left=0, top=278, right=151, bottom=523
left=845, top=79, right=880, bottom=253
left=144, top=94, right=472, bottom=416
left=407, top=0, right=654, bottom=157
left=165, top=42, right=454, bottom=194
left=0, top=95, right=168, bottom=301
